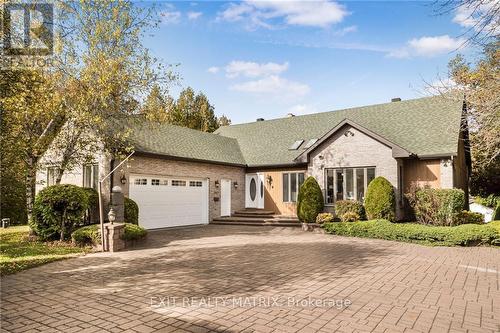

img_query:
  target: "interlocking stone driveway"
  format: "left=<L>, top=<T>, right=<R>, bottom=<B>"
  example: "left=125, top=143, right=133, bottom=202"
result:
left=1, top=225, right=499, bottom=333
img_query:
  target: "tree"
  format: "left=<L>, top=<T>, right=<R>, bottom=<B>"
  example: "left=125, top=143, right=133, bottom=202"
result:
left=145, top=86, right=229, bottom=133
left=0, top=70, right=65, bottom=223
left=218, top=115, right=232, bottom=127
left=445, top=43, right=500, bottom=195
left=436, top=0, right=499, bottom=45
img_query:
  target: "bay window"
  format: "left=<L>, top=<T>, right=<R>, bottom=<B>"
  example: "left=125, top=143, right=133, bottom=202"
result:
left=283, top=172, right=305, bottom=202
left=325, top=167, right=376, bottom=204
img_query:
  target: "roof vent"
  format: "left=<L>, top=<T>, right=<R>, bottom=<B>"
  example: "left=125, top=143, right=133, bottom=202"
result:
left=391, top=97, right=401, bottom=102
left=287, top=113, right=295, bottom=117
left=256, top=118, right=264, bottom=122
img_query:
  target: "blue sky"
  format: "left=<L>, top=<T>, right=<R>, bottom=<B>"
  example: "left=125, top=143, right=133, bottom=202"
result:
left=143, top=1, right=475, bottom=124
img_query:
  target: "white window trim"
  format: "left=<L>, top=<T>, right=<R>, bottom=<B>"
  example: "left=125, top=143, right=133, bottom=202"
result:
left=325, top=167, right=376, bottom=206
left=283, top=172, right=305, bottom=203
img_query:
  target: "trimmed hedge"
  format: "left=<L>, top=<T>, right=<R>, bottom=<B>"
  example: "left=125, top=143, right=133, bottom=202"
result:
left=335, top=200, right=365, bottom=222
left=322, top=220, right=499, bottom=246
left=71, top=223, right=147, bottom=246
left=411, top=188, right=465, bottom=226
left=31, top=185, right=89, bottom=241
left=81, top=188, right=99, bottom=224
left=297, top=177, right=324, bottom=223
left=474, top=194, right=499, bottom=208
left=124, top=197, right=139, bottom=225
left=364, top=177, right=395, bottom=221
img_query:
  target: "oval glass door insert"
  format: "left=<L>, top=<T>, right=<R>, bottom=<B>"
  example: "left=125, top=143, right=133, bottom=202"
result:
left=250, top=178, right=257, bottom=201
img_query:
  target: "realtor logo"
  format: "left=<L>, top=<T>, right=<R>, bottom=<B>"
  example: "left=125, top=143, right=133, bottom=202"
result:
left=2, top=2, right=54, bottom=56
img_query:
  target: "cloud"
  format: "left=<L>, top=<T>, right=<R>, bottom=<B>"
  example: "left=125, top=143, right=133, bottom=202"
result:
left=288, top=104, right=317, bottom=115
left=218, top=0, right=349, bottom=29
left=187, top=11, right=203, bottom=20
left=334, top=25, right=357, bottom=36
left=452, top=3, right=500, bottom=35
left=161, top=10, right=181, bottom=24
left=230, top=75, right=310, bottom=97
left=207, top=66, right=220, bottom=74
left=388, top=35, right=465, bottom=58
left=225, top=61, right=289, bottom=78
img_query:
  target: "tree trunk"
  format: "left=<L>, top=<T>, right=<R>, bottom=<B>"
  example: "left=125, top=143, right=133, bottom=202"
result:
left=25, top=156, right=37, bottom=225
left=55, top=167, right=64, bottom=184
left=60, top=209, right=66, bottom=241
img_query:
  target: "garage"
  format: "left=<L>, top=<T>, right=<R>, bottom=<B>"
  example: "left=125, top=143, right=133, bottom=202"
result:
left=128, top=174, right=209, bottom=229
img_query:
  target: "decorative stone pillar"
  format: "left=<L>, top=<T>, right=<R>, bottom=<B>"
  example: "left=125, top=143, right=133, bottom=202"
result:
left=104, top=223, right=125, bottom=252
left=111, top=186, right=125, bottom=222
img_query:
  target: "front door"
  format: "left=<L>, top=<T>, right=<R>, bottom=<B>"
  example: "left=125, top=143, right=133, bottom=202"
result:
left=220, top=179, right=232, bottom=217
left=245, top=173, right=264, bottom=208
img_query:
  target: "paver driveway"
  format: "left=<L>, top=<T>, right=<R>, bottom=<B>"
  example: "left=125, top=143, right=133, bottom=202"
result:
left=1, top=225, right=499, bottom=333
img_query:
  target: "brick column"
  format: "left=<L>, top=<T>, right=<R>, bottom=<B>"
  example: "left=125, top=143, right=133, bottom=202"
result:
left=104, top=223, right=125, bottom=252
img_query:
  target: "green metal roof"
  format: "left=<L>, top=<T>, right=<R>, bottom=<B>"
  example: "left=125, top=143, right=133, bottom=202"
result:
left=215, top=96, right=464, bottom=167
left=121, top=118, right=246, bottom=165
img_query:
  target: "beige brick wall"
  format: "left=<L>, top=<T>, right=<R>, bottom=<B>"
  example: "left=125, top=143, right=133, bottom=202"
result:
left=307, top=125, right=403, bottom=218
left=113, top=155, right=246, bottom=221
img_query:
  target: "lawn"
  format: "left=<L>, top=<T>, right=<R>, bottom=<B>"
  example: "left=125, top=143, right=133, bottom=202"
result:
left=0, top=226, right=88, bottom=276
left=322, top=220, right=500, bottom=247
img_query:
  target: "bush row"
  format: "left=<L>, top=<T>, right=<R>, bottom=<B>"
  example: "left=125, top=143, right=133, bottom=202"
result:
left=322, top=219, right=499, bottom=246
left=71, top=223, right=147, bottom=246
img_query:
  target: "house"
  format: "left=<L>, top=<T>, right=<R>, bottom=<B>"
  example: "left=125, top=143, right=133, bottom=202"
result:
left=36, top=95, right=470, bottom=229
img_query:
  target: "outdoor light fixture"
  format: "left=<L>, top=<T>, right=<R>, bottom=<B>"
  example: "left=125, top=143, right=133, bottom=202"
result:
left=234, top=181, right=238, bottom=189
left=108, top=208, right=116, bottom=225
left=215, top=180, right=220, bottom=188
left=344, top=130, right=354, bottom=137
left=120, top=174, right=127, bottom=184
left=266, top=175, right=273, bottom=186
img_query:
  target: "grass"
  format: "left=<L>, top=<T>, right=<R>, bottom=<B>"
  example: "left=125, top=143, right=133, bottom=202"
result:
left=322, top=220, right=500, bottom=247
left=0, top=226, right=88, bottom=276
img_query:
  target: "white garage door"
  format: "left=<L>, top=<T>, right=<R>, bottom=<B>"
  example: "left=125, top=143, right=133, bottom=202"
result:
left=129, top=175, right=209, bottom=229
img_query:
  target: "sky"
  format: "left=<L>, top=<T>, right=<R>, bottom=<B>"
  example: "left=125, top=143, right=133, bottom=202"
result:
left=142, top=1, right=477, bottom=124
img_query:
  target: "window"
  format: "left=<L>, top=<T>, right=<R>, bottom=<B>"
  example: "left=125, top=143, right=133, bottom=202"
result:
left=303, top=138, right=318, bottom=149
left=171, top=180, right=186, bottom=186
left=160, top=179, right=168, bottom=186
left=83, top=164, right=99, bottom=189
left=47, top=167, right=59, bottom=186
left=151, top=179, right=160, bottom=186
left=288, top=140, right=304, bottom=150
left=189, top=181, right=203, bottom=187
left=325, top=167, right=376, bottom=204
left=283, top=172, right=305, bottom=202
left=134, top=178, right=147, bottom=185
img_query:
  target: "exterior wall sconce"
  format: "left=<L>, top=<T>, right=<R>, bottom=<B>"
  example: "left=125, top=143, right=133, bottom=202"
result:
left=120, top=175, right=127, bottom=184
left=215, top=180, right=220, bottom=188
left=234, top=181, right=238, bottom=189
left=318, top=155, right=324, bottom=160
left=266, top=175, right=273, bottom=186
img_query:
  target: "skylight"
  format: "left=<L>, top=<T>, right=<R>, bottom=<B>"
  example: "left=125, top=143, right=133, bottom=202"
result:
left=289, top=140, right=304, bottom=150
left=304, top=138, right=318, bottom=149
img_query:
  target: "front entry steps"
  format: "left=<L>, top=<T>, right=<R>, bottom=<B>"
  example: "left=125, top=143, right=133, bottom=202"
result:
left=212, top=208, right=301, bottom=227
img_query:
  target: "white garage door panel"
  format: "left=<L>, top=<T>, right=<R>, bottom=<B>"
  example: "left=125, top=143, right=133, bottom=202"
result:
left=129, top=175, right=209, bottom=229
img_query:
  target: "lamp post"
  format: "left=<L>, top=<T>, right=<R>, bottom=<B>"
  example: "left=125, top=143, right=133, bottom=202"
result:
left=98, top=151, right=135, bottom=252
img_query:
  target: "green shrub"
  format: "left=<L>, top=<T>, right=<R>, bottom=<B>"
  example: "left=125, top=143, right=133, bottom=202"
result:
left=71, top=224, right=101, bottom=246
left=297, top=177, right=324, bottom=223
left=81, top=188, right=99, bottom=224
left=322, top=220, right=498, bottom=246
left=410, top=188, right=465, bottom=226
left=493, top=203, right=500, bottom=221
left=124, top=197, right=139, bottom=225
left=457, top=211, right=484, bottom=225
left=31, top=185, right=89, bottom=241
left=474, top=194, right=500, bottom=208
left=335, top=200, right=365, bottom=221
left=341, top=212, right=360, bottom=222
left=364, top=177, right=395, bottom=221
left=316, top=213, right=334, bottom=224
left=122, top=223, right=147, bottom=241
left=71, top=223, right=147, bottom=246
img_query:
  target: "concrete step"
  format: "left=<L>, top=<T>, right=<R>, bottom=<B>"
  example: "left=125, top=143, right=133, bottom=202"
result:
left=233, top=209, right=275, bottom=216
left=211, top=219, right=301, bottom=227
